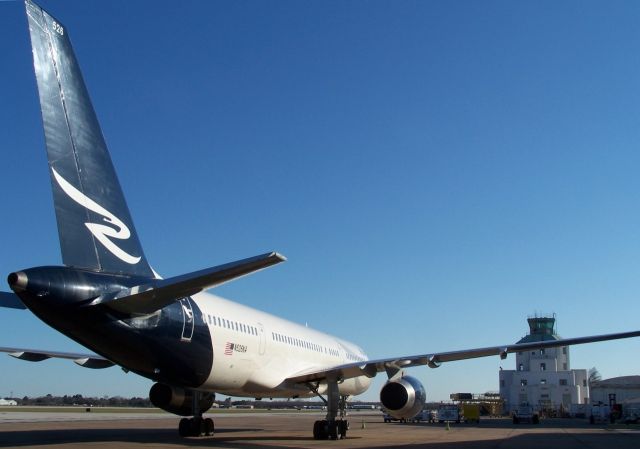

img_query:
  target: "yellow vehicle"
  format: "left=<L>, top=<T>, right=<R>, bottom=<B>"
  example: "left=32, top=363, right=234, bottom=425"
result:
left=462, top=404, right=480, bottom=424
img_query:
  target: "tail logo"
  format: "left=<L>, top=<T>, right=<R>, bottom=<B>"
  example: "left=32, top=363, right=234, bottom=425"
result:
left=51, top=168, right=142, bottom=265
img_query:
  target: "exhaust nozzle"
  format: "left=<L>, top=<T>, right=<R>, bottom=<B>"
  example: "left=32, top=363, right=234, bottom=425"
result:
left=8, top=272, right=28, bottom=292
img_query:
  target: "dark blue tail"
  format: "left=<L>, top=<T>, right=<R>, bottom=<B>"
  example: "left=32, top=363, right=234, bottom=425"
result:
left=26, top=0, right=153, bottom=277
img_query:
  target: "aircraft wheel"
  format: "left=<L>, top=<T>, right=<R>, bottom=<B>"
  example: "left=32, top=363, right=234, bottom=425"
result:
left=328, top=420, right=339, bottom=440
left=204, top=417, right=215, bottom=436
left=313, top=420, right=328, bottom=439
left=338, top=420, right=348, bottom=439
left=189, top=417, right=205, bottom=436
left=178, top=418, right=190, bottom=437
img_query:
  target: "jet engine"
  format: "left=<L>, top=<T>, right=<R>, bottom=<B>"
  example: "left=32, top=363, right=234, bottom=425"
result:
left=149, top=383, right=214, bottom=416
left=379, top=375, right=426, bottom=419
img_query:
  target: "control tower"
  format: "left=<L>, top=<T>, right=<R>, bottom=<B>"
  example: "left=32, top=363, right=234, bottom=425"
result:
left=499, top=315, right=589, bottom=414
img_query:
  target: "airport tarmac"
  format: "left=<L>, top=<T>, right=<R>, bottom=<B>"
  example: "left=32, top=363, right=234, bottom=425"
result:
left=0, top=410, right=638, bottom=448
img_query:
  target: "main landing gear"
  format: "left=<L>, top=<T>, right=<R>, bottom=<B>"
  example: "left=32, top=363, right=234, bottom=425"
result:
left=178, top=416, right=214, bottom=437
left=309, top=379, right=349, bottom=440
left=178, top=391, right=215, bottom=437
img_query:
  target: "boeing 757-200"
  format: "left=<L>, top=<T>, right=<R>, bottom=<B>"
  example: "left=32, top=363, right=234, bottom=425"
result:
left=1, top=0, right=639, bottom=440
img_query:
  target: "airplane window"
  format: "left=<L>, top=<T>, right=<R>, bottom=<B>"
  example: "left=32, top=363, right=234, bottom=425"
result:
left=208, top=315, right=212, bottom=324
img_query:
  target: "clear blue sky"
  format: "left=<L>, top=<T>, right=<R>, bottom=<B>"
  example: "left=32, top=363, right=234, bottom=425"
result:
left=1, top=0, right=640, bottom=402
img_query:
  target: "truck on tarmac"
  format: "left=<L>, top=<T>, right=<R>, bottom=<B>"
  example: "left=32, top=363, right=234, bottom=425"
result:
left=512, top=404, right=540, bottom=424
left=589, top=404, right=611, bottom=424
left=462, top=403, right=480, bottom=423
left=438, top=405, right=461, bottom=423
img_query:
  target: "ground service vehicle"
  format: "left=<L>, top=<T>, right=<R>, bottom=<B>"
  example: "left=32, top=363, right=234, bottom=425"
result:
left=438, top=405, right=460, bottom=423
left=512, top=405, right=539, bottom=424
left=589, top=404, right=611, bottom=424
left=462, top=404, right=480, bottom=423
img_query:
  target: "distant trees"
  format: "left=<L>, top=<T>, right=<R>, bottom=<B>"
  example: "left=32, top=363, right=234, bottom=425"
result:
left=588, top=367, right=602, bottom=385
left=15, top=394, right=153, bottom=407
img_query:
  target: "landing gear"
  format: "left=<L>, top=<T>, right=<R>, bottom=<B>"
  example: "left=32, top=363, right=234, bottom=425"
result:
left=308, top=379, right=349, bottom=440
left=178, top=416, right=215, bottom=437
left=312, top=419, right=348, bottom=440
left=177, top=391, right=215, bottom=437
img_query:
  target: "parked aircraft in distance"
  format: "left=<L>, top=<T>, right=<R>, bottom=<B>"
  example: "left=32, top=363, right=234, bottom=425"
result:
left=2, top=0, right=640, bottom=440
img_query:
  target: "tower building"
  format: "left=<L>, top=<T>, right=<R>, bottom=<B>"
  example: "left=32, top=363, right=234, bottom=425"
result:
left=499, top=315, right=589, bottom=414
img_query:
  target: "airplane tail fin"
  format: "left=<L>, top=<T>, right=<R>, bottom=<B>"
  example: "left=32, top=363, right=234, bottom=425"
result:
left=26, top=0, right=153, bottom=277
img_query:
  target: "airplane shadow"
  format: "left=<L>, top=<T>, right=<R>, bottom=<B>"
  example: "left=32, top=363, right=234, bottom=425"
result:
left=1, top=419, right=638, bottom=448
left=0, top=427, right=267, bottom=448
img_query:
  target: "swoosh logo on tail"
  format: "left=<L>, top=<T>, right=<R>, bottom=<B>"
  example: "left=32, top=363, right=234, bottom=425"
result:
left=51, top=167, right=141, bottom=265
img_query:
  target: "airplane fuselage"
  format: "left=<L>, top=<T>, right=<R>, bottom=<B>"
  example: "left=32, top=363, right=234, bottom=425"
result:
left=12, top=265, right=371, bottom=399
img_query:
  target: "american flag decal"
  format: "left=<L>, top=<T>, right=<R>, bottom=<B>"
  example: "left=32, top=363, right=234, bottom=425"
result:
left=224, top=342, right=234, bottom=356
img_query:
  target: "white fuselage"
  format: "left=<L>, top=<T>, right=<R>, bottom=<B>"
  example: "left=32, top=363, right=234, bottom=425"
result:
left=191, top=292, right=372, bottom=398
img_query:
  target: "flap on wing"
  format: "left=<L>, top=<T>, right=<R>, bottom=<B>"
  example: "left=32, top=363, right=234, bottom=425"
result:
left=0, top=346, right=114, bottom=369
left=73, top=357, right=115, bottom=369
left=285, top=329, right=640, bottom=384
left=0, top=292, right=27, bottom=310
left=90, top=252, right=286, bottom=315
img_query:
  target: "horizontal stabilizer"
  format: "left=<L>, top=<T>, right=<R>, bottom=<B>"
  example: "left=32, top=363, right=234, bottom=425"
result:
left=91, top=252, right=286, bottom=315
left=0, top=346, right=114, bottom=369
left=0, top=292, right=27, bottom=310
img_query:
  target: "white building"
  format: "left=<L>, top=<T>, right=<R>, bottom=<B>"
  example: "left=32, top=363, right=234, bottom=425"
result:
left=499, top=316, right=589, bottom=414
left=0, top=399, right=17, bottom=406
left=590, top=376, right=640, bottom=405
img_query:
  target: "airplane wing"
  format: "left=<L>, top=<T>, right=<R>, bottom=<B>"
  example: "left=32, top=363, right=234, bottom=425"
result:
left=0, top=346, right=114, bottom=369
left=285, top=329, right=640, bottom=384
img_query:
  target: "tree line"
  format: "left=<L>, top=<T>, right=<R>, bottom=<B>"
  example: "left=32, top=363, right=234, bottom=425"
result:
left=14, top=394, right=152, bottom=407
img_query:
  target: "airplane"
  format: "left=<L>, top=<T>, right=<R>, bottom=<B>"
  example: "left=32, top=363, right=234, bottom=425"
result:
left=1, top=0, right=639, bottom=440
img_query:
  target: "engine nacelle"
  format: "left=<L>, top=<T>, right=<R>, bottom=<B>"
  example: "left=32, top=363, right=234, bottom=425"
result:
left=149, top=383, right=214, bottom=416
left=379, top=375, right=426, bottom=419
